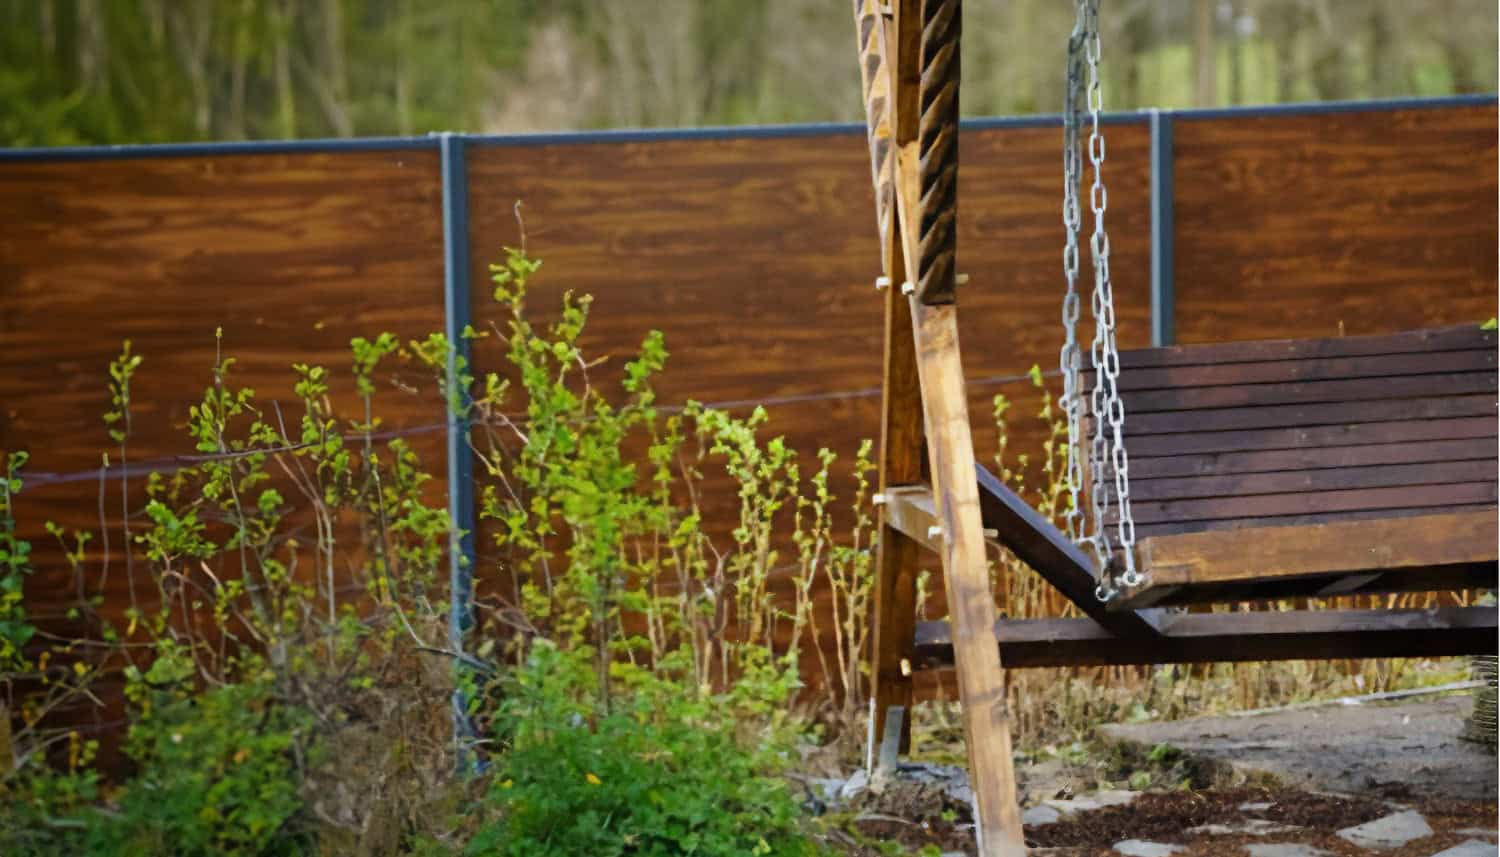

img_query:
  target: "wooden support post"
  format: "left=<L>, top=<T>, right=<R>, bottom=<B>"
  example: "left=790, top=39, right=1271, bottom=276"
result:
left=856, top=0, right=927, bottom=764
left=870, top=270, right=927, bottom=760
left=853, top=2, right=1025, bottom=851
left=910, top=299, right=1026, bottom=857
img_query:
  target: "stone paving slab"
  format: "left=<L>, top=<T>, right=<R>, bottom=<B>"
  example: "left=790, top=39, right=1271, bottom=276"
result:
left=1428, top=840, right=1500, bottom=856
left=1337, top=809, right=1435, bottom=850
left=1113, top=841, right=1183, bottom=856
left=1242, top=844, right=1333, bottom=857
left=1100, top=696, right=1498, bottom=802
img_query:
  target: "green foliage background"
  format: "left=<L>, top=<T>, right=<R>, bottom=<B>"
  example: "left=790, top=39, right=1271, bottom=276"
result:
left=1, top=0, right=1495, bottom=147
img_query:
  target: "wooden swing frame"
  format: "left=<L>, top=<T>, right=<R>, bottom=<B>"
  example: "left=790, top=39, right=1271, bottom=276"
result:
left=851, top=2, right=1497, bottom=854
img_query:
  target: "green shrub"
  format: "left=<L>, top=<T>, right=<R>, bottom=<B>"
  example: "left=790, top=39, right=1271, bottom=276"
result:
left=465, top=643, right=829, bottom=857
left=8, top=248, right=860, bottom=856
left=1, top=450, right=36, bottom=674
left=0, top=764, right=101, bottom=857
left=91, top=666, right=309, bottom=857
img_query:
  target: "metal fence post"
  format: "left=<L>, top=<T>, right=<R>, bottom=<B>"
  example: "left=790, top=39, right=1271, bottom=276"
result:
left=439, top=132, right=479, bottom=766
left=1150, top=109, right=1176, bottom=348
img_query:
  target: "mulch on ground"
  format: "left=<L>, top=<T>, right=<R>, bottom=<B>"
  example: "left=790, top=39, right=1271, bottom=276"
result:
left=828, top=785, right=1497, bottom=856
left=1028, top=788, right=1389, bottom=847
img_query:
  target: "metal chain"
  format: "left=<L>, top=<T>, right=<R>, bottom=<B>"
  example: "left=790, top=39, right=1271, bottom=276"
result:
left=1068, top=0, right=1141, bottom=597
left=1058, top=15, right=1086, bottom=546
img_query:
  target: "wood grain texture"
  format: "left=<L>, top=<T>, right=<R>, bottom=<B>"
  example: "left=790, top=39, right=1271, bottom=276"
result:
left=909, top=298, right=1024, bottom=855
left=912, top=606, right=1499, bottom=669
left=869, top=65, right=927, bottom=755
left=1172, top=106, right=1498, bottom=342
left=870, top=283, right=926, bottom=754
left=1098, top=325, right=1497, bottom=547
left=460, top=121, right=1150, bottom=717
left=974, top=464, right=1161, bottom=638
left=462, top=121, right=1153, bottom=441
left=0, top=148, right=448, bottom=768
left=1, top=99, right=1493, bottom=758
left=1125, top=510, right=1497, bottom=600
left=0, top=149, right=449, bottom=583
left=1124, top=371, right=1495, bottom=413
left=1117, top=346, right=1495, bottom=390
left=1120, top=325, right=1496, bottom=368
left=1130, top=503, right=1500, bottom=539
left=1124, top=416, right=1495, bottom=457
left=1130, top=437, right=1496, bottom=479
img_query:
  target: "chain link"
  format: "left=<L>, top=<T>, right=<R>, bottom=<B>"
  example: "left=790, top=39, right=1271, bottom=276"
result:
left=1063, top=0, right=1141, bottom=598
left=1058, top=15, right=1086, bottom=546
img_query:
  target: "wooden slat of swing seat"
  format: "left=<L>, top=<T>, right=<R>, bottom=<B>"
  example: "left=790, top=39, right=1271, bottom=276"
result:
left=1117, top=347, right=1496, bottom=392
left=1116, top=324, right=1497, bottom=369
left=1091, top=325, right=1499, bottom=609
left=1112, top=510, right=1497, bottom=609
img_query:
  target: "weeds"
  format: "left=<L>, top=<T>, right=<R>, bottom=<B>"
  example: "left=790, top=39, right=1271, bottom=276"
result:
left=2, top=248, right=858, bottom=855
left=0, top=246, right=1469, bottom=855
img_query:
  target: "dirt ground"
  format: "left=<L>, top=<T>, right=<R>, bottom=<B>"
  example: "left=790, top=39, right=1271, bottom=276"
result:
left=824, top=694, right=1498, bottom=856
left=839, top=788, right=1496, bottom=855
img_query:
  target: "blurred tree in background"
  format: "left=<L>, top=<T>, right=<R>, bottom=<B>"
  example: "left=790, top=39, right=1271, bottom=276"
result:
left=1, top=0, right=1494, bottom=146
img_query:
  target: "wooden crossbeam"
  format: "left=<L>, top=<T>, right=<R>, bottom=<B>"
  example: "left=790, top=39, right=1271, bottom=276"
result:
left=882, top=484, right=941, bottom=551
left=974, top=465, right=1162, bottom=637
left=884, top=477, right=1164, bottom=638
left=912, top=606, right=1499, bottom=669
left=1113, top=509, right=1499, bottom=610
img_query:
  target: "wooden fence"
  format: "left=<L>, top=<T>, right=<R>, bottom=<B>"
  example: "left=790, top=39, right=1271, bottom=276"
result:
left=1, top=96, right=1495, bottom=748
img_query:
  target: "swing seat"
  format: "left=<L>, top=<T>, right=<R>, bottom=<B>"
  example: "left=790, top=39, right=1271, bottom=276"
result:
left=1100, top=325, right=1498, bottom=609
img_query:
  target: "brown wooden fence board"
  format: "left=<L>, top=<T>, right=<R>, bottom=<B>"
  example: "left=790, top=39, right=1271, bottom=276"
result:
left=1172, top=106, right=1499, bottom=343
left=0, top=100, right=1494, bottom=746
left=0, top=149, right=450, bottom=641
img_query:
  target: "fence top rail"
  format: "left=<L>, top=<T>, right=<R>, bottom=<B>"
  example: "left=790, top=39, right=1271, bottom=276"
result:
left=0, top=93, right=1492, bottom=164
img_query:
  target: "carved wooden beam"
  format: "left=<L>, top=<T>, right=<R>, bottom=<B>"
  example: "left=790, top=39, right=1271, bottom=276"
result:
left=914, top=0, right=961, bottom=305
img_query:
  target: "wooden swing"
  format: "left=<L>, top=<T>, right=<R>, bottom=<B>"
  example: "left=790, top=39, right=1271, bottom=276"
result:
left=850, top=2, right=1497, bottom=855
left=1103, top=324, right=1496, bottom=609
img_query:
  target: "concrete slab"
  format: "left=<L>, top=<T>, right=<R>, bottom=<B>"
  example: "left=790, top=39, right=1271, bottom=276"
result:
left=1187, top=818, right=1299, bottom=836
left=1023, top=804, right=1063, bottom=826
left=1045, top=789, right=1140, bottom=815
left=1336, top=809, right=1434, bottom=850
left=1427, top=840, right=1500, bottom=857
left=1113, top=841, right=1184, bottom=856
left=1242, top=845, right=1333, bottom=857
left=1101, top=696, right=1498, bottom=802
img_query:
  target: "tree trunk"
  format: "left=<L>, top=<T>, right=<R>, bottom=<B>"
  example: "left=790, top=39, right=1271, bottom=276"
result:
left=395, top=0, right=412, bottom=135
left=1116, top=3, right=1151, bottom=109
left=320, top=0, right=353, bottom=136
left=1228, top=0, right=1244, bottom=105
left=1193, top=0, right=1217, bottom=107
left=1366, top=0, right=1393, bottom=98
left=275, top=0, right=296, bottom=138
left=41, top=0, right=56, bottom=57
left=1266, top=1, right=1298, bottom=103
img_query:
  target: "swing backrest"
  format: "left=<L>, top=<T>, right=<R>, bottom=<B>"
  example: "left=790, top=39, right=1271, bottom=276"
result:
left=1101, top=325, right=1498, bottom=539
